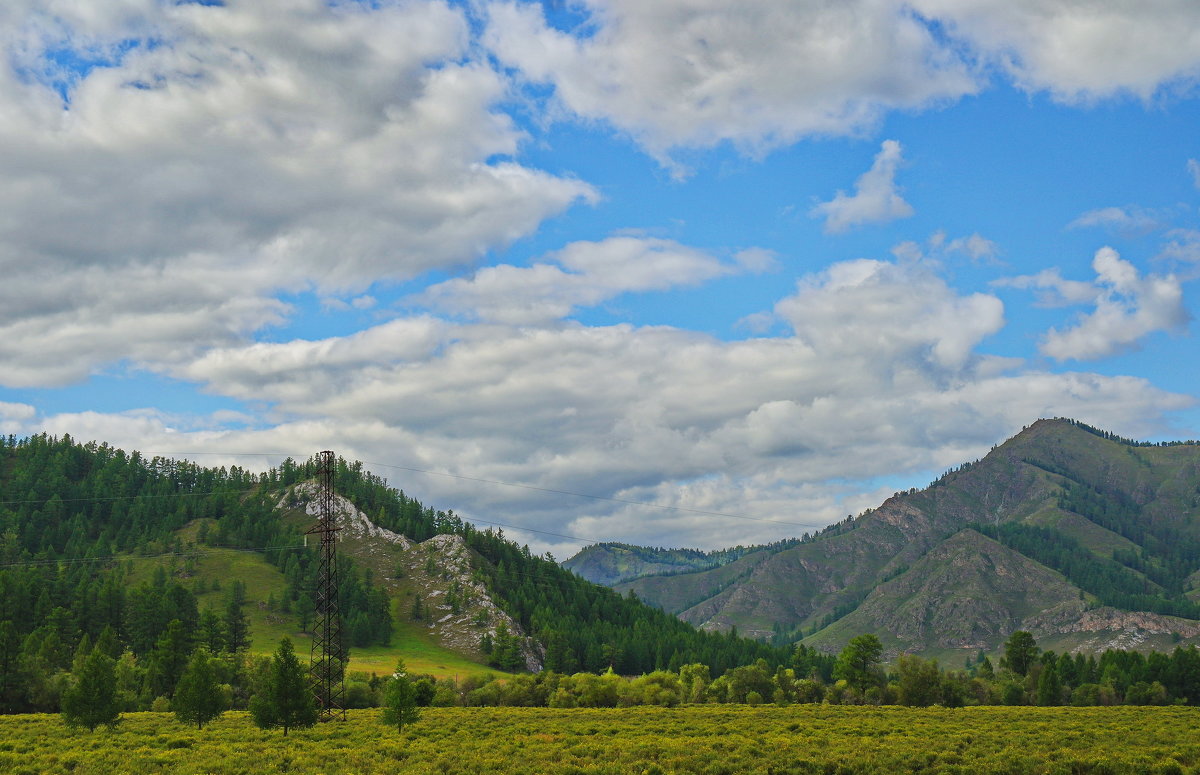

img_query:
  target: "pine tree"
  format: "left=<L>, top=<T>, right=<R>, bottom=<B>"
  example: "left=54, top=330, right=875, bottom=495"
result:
left=379, top=658, right=421, bottom=733
left=250, top=638, right=317, bottom=736
left=173, top=647, right=225, bottom=729
left=147, top=620, right=192, bottom=698
left=61, top=648, right=120, bottom=731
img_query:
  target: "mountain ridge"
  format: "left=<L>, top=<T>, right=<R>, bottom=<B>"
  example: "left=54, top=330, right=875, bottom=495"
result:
left=565, top=418, right=1200, bottom=658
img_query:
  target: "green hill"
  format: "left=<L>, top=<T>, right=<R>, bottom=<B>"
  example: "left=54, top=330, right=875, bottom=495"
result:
left=0, top=432, right=791, bottom=716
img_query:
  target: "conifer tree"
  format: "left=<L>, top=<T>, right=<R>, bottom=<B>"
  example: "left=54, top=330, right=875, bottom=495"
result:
left=224, top=583, right=250, bottom=653
left=173, top=647, right=225, bottom=729
left=250, top=638, right=316, bottom=736
left=61, top=648, right=120, bottom=731
left=379, top=658, right=421, bottom=733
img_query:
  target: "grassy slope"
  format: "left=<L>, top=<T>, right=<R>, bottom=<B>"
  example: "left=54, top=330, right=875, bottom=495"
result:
left=126, top=520, right=498, bottom=681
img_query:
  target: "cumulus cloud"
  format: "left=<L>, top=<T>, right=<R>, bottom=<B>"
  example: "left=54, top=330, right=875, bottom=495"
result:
left=483, top=0, right=977, bottom=159
left=912, top=0, right=1200, bottom=101
left=411, top=236, right=752, bottom=325
left=79, top=257, right=1178, bottom=554
left=811, top=140, right=915, bottom=234
left=483, top=0, right=1200, bottom=161
left=1006, top=247, right=1190, bottom=361
left=0, top=0, right=594, bottom=387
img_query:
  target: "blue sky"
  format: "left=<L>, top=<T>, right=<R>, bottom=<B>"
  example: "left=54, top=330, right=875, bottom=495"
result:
left=1, top=0, right=1198, bottom=557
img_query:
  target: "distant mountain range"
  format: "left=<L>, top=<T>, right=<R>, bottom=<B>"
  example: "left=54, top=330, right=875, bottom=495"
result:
left=564, top=418, right=1200, bottom=660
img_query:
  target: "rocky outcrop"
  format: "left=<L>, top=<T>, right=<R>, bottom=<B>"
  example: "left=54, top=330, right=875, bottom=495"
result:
left=1024, top=606, right=1200, bottom=652
left=402, top=533, right=542, bottom=671
left=281, top=482, right=542, bottom=672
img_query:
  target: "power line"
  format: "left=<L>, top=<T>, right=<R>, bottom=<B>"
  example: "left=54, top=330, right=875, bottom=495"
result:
left=0, top=487, right=260, bottom=507
left=5, top=445, right=834, bottom=553
left=24, top=446, right=832, bottom=533
left=361, top=460, right=830, bottom=531
left=0, top=542, right=308, bottom=570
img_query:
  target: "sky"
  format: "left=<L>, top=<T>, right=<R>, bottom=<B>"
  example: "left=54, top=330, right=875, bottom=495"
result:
left=1, top=0, right=1199, bottom=559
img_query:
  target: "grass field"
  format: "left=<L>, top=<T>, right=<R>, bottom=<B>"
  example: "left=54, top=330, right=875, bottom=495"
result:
left=3, top=705, right=1198, bottom=774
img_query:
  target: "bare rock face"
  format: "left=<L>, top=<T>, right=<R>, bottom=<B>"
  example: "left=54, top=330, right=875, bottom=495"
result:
left=280, top=482, right=413, bottom=548
left=404, top=533, right=543, bottom=672
left=281, top=482, right=542, bottom=672
left=1023, top=606, right=1200, bottom=653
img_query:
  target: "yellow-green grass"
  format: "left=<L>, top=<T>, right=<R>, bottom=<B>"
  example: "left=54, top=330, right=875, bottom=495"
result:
left=4, top=705, right=1200, bottom=774
left=123, top=537, right=497, bottom=681
left=345, top=619, right=504, bottom=680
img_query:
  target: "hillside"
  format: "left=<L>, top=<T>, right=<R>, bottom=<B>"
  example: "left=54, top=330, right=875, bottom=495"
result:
left=568, top=419, right=1200, bottom=659
left=0, top=433, right=792, bottom=716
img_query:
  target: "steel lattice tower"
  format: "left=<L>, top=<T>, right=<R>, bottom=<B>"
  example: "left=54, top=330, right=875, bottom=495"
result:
left=307, top=450, right=346, bottom=721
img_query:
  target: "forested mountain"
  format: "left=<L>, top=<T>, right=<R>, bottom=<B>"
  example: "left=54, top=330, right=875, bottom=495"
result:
left=561, top=541, right=798, bottom=586
left=567, top=419, right=1200, bottom=660
left=0, top=433, right=790, bottom=712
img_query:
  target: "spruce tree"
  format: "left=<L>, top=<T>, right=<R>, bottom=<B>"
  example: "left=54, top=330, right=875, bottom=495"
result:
left=173, top=647, right=226, bottom=729
left=250, top=638, right=316, bottom=736
left=61, top=648, right=120, bottom=731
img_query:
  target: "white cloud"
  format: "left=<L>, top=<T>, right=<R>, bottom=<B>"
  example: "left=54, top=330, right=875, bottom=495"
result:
left=0, top=401, right=36, bottom=435
left=1158, top=229, right=1200, bottom=265
left=911, top=0, right=1200, bottom=101
left=484, top=0, right=1200, bottom=162
left=811, top=140, right=915, bottom=234
left=897, top=231, right=1001, bottom=264
left=1068, top=206, right=1163, bottom=235
left=1008, top=247, right=1191, bottom=361
left=944, top=233, right=1001, bottom=263
left=0, top=0, right=595, bottom=387
left=75, top=256, right=1179, bottom=554
left=483, top=0, right=977, bottom=159
left=997, top=268, right=1101, bottom=307
left=411, top=236, right=746, bottom=325
left=1189, top=159, right=1200, bottom=189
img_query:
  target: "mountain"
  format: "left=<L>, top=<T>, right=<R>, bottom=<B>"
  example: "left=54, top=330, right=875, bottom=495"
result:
left=561, top=541, right=793, bottom=586
left=566, top=418, right=1200, bottom=659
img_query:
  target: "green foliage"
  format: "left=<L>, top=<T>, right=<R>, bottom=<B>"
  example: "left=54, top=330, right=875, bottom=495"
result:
left=5, top=705, right=1200, bottom=774
left=249, top=638, right=316, bottom=736
left=1004, top=631, right=1039, bottom=676
left=1037, top=660, right=1062, bottom=706
left=379, top=659, right=421, bottom=732
left=61, top=647, right=120, bottom=731
left=895, top=654, right=941, bottom=707
left=834, top=634, right=883, bottom=691
left=172, top=648, right=225, bottom=729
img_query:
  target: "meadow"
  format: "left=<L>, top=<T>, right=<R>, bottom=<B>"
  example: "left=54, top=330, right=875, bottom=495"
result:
left=2, top=705, right=1197, bottom=775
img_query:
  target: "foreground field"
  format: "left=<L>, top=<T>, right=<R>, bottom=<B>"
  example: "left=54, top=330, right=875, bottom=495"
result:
left=2, top=705, right=1197, bottom=774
